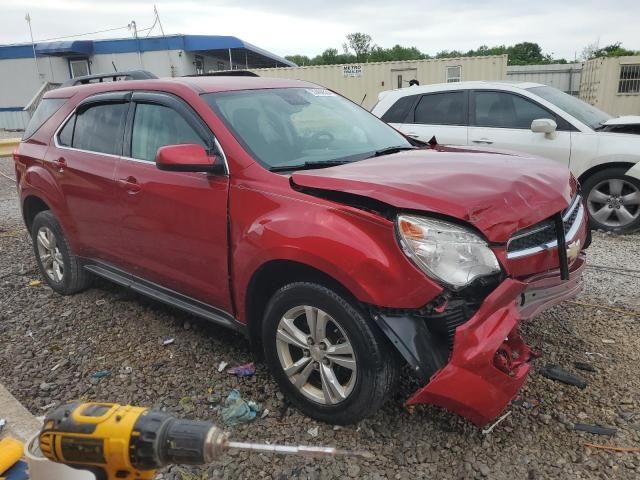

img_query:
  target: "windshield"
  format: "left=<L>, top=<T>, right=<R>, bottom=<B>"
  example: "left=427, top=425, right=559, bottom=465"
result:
left=527, top=85, right=612, bottom=130
left=203, top=88, right=411, bottom=170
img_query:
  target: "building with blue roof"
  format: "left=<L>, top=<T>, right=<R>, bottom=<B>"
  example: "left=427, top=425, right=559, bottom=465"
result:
left=0, top=34, right=296, bottom=130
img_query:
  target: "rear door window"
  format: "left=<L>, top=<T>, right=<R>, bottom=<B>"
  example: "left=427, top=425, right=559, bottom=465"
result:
left=130, top=103, right=206, bottom=162
left=413, top=92, right=467, bottom=126
left=72, top=103, right=128, bottom=155
left=23, top=98, right=66, bottom=139
left=381, top=95, right=418, bottom=123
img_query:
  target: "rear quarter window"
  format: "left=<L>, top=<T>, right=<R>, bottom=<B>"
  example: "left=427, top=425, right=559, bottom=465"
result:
left=381, top=95, right=418, bottom=123
left=23, top=98, right=66, bottom=139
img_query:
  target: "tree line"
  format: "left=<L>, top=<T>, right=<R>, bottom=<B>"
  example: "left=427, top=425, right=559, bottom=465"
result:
left=285, top=33, right=639, bottom=67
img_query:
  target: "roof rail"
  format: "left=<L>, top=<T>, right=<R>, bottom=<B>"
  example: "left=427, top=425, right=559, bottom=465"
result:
left=183, top=70, right=259, bottom=77
left=62, top=70, right=158, bottom=87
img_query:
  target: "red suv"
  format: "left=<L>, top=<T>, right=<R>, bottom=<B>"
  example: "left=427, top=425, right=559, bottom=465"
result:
left=14, top=75, right=589, bottom=426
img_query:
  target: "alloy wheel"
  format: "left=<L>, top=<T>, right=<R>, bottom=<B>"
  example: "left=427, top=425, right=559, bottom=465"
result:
left=587, top=178, right=640, bottom=229
left=275, top=305, right=357, bottom=405
left=36, top=226, right=64, bottom=282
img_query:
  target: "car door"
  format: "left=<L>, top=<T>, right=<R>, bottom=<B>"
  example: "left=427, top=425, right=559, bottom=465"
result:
left=468, top=90, right=571, bottom=165
left=45, top=92, right=130, bottom=262
left=113, top=91, right=231, bottom=310
left=388, top=91, right=469, bottom=146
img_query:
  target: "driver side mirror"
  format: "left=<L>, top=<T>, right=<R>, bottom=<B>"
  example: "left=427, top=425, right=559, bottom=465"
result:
left=155, top=144, right=225, bottom=174
left=530, top=118, right=557, bottom=135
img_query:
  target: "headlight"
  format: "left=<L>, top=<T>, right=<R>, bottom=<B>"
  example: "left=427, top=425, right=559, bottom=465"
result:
left=396, top=215, right=501, bottom=289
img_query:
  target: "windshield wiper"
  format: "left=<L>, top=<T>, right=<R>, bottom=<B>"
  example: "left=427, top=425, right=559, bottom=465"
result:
left=269, top=160, right=352, bottom=172
left=370, top=145, right=417, bottom=157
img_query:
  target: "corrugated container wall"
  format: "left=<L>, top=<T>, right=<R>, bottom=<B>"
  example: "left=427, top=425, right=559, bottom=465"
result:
left=252, top=55, right=507, bottom=110
left=506, top=63, right=583, bottom=95
left=580, top=56, right=640, bottom=116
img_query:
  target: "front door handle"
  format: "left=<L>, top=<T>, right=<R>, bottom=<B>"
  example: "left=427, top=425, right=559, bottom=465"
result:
left=406, top=132, right=420, bottom=138
left=118, top=176, right=141, bottom=193
left=472, top=139, right=493, bottom=145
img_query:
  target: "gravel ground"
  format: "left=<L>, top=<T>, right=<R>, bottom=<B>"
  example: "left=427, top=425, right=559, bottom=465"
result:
left=1, top=157, right=639, bottom=479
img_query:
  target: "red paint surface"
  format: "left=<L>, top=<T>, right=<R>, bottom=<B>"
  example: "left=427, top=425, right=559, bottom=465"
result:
left=407, top=256, right=586, bottom=426
left=15, top=77, right=589, bottom=426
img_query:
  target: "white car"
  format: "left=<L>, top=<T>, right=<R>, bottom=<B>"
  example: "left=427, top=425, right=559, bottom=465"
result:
left=372, top=81, right=640, bottom=233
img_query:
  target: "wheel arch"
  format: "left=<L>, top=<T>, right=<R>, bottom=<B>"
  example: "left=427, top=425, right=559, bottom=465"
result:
left=22, top=195, right=51, bottom=233
left=578, top=161, right=636, bottom=186
left=244, top=259, right=358, bottom=354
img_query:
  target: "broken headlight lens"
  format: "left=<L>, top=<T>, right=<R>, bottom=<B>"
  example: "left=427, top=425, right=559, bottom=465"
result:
left=396, top=215, right=501, bottom=289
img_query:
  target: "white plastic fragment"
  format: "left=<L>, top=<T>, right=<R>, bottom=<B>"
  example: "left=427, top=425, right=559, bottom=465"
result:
left=482, top=410, right=512, bottom=435
left=218, top=361, right=228, bottom=372
left=307, top=426, right=319, bottom=437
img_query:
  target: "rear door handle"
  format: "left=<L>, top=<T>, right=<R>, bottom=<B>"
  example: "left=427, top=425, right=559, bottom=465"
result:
left=118, top=176, right=141, bottom=193
left=472, top=139, right=493, bottom=144
left=52, top=157, right=66, bottom=172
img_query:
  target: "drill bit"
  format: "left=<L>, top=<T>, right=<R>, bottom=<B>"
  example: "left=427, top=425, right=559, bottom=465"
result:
left=227, top=441, right=374, bottom=460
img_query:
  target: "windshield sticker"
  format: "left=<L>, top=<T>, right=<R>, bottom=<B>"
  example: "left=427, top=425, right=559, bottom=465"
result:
left=306, top=88, right=335, bottom=97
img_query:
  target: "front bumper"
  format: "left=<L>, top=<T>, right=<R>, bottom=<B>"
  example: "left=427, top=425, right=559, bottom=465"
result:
left=404, top=254, right=586, bottom=426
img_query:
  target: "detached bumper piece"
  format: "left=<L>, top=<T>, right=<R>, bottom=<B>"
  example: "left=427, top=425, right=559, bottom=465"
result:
left=401, top=254, right=586, bottom=426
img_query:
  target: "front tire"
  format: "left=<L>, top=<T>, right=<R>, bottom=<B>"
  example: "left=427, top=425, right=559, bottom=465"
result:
left=262, top=282, right=399, bottom=424
left=31, top=210, right=90, bottom=294
left=583, top=167, right=640, bottom=233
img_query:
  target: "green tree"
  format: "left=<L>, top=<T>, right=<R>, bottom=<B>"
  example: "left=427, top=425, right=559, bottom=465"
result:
left=343, top=33, right=373, bottom=61
left=582, top=42, right=638, bottom=60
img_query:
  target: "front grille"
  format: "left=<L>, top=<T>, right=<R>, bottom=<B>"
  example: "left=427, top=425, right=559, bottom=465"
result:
left=507, top=195, right=583, bottom=258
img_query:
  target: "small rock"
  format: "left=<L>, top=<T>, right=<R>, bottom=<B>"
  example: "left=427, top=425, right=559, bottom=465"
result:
left=347, top=464, right=361, bottom=478
left=478, top=463, right=490, bottom=477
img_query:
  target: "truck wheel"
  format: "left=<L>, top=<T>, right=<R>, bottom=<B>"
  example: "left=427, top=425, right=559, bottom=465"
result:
left=583, top=168, right=640, bottom=233
left=31, top=210, right=90, bottom=294
left=262, top=282, right=399, bottom=424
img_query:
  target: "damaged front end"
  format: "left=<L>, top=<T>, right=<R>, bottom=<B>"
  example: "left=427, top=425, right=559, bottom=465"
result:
left=373, top=256, right=585, bottom=426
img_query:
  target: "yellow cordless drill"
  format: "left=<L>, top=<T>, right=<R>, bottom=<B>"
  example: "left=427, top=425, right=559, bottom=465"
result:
left=40, top=402, right=370, bottom=480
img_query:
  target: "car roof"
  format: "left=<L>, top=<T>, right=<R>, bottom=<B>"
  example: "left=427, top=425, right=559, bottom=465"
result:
left=45, top=76, right=321, bottom=99
left=378, top=80, right=546, bottom=101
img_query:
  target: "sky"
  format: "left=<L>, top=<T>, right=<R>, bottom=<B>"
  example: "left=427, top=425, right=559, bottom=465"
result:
left=1, top=0, right=638, bottom=61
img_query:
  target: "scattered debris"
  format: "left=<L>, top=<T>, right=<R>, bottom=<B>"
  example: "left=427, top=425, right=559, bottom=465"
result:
left=162, top=337, right=175, bottom=346
left=217, top=361, right=228, bottom=372
left=584, top=443, right=640, bottom=452
left=40, top=402, right=57, bottom=411
left=0, top=418, right=6, bottom=433
left=227, top=362, right=256, bottom=377
left=92, top=370, right=110, bottom=379
left=511, top=397, right=540, bottom=409
left=261, top=409, right=269, bottom=419
left=221, top=389, right=262, bottom=426
left=574, top=362, right=597, bottom=373
left=601, top=338, right=616, bottom=344
left=95, top=299, right=106, bottom=306
left=28, top=279, right=41, bottom=287
left=585, top=352, right=606, bottom=358
left=540, top=365, right=587, bottom=389
left=574, top=424, right=617, bottom=436
left=482, top=411, right=512, bottom=435
left=307, top=426, right=319, bottom=437
left=123, top=366, right=133, bottom=374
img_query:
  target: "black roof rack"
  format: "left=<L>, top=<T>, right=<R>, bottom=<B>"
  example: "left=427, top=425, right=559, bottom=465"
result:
left=183, top=70, right=259, bottom=77
left=62, top=70, right=158, bottom=87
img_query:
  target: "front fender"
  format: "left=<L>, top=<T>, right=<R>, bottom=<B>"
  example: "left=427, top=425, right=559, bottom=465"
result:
left=230, top=185, right=442, bottom=322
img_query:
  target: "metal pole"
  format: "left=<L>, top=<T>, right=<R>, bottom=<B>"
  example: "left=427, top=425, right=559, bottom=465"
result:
left=129, top=20, right=144, bottom=69
left=228, top=48, right=233, bottom=70
left=154, top=4, right=175, bottom=76
left=25, top=13, right=42, bottom=81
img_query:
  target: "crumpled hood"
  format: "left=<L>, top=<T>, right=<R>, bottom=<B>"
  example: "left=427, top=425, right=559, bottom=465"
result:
left=291, top=148, right=576, bottom=243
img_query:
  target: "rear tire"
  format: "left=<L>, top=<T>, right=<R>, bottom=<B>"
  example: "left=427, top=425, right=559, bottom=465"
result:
left=262, top=282, right=399, bottom=424
left=583, top=168, right=640, bottom=234
left=31, top=210, right=90, bottom=294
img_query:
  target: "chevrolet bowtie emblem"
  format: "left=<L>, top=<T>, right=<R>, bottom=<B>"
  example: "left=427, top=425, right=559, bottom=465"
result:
left=566, top=239, right=581, bottom=263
